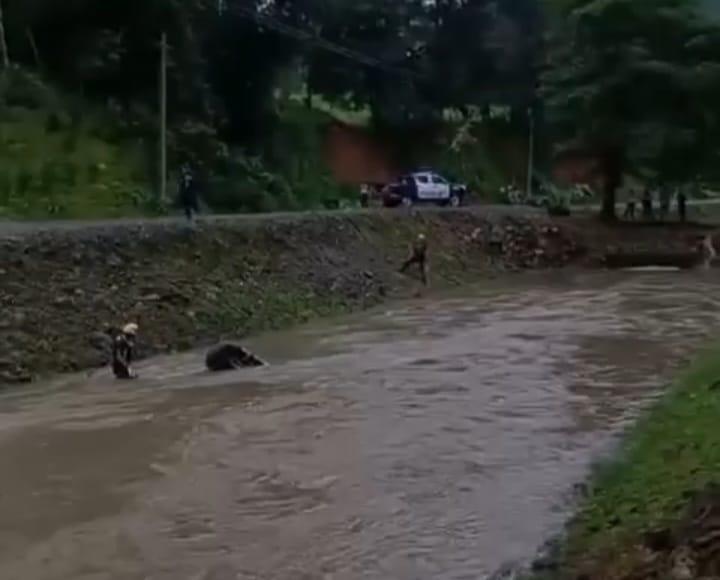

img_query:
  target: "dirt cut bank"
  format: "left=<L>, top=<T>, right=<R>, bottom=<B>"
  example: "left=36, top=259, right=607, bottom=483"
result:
left=0, top=208, right=713, bottom=385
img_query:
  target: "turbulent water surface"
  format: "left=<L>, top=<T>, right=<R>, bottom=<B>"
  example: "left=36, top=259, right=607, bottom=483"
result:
left=1, top=270, right=719, bottom=580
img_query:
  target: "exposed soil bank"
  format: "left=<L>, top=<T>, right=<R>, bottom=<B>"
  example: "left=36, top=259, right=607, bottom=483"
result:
left=0, top=208, right=713, bottom=385
left=528, top=345, right=720, bottom=580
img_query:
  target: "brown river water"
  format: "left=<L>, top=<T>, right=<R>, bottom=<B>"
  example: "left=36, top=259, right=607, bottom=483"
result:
left=1, top=270, right=720, bottom=580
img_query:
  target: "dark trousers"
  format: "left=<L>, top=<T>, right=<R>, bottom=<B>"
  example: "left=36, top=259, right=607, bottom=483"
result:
left=181, top=193, right=199, bottom=221
left=623, top=202, right=636, bottom=220
left=400, top=256, right=427, bottom=286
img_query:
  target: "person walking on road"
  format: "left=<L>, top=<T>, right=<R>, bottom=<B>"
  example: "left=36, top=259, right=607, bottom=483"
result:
left=677, top=190, right=688, bottom=222
left=178, top=163, right=200, bottom=224
left=623, top=191, right=637, bottom=221
left=112, top=323, right=139, bottom=379
left=642, top=188, right=654, bottom=221
left=400, top=233, right=429, bottom=286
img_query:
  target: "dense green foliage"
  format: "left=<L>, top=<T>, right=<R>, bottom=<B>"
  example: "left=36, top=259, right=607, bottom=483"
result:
left=0, top=0, right=720, bottom=217
left=543, top=0, right=720, bottom=219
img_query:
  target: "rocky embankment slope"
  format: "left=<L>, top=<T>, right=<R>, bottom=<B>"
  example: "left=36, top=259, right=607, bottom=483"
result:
left=0, top=208, right=709, bottom=385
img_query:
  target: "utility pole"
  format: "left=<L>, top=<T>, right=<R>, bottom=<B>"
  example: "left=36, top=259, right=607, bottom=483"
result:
left=159, top=32, right=168, bottom=203
left=0, top=0, right=10, bottom=71
left=526, top=106, right=535, bottom=198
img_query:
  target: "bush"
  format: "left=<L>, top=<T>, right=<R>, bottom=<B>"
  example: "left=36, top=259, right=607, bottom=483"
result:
left=15, top=169, right=33, bottom=194
left=58, top=161, right=78, bottom=188
left=0, top=69, right=56, bottom=110
left=0, top=169, right=12, bottom=204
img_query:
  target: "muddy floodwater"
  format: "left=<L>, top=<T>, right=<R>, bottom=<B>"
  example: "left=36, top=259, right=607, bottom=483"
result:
left=1, top=270, right=719, bottom=580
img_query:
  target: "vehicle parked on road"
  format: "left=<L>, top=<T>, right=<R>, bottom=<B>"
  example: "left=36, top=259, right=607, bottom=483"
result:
left=382, top=171, right=468, bottom=208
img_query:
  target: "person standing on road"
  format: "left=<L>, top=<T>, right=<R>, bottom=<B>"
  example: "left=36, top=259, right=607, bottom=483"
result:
left=400, top=233, right=429, bottom=286
left=623, top=191, right=637, bottom=221
left=659, top=187, right=671, bottom=221
left=112, top=323, right=139, bottom=380
left=677, top=190, right=688, bottom=222
left=178, top=163, right=200, bottom=224
left=642, top=188, right=654, bottom=221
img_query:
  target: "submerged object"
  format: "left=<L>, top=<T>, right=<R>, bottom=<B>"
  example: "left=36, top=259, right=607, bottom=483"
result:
left=604, top=251, right=702, bottom=270
left=205, top=343, right=267, bottom=371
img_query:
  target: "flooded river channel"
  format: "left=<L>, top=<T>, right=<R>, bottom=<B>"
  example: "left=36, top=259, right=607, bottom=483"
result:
left=1, top=270, right=719, bottom=580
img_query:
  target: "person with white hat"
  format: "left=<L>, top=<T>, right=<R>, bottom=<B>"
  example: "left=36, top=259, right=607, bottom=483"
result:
left=112, top=323, right=139, bottom=379
left=400, top=233, right=429, bottom=286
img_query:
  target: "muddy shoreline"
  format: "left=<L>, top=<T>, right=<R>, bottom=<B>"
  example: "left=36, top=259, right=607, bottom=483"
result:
left=0, top=208, right=712, bottom=385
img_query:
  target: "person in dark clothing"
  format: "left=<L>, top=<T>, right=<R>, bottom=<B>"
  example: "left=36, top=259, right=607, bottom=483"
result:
left=400, top=233, right=428, bottom=286
left=112, top=323, right=138, bottom=379
left=678, top=190, right=688, bottom=222
left=642, top=188, right=654, bottom=221
left=623, top=192, right=637, bottom=221
left=659, top=187, right=671, bottom=221
left=178, top=164, right=199, bottom=223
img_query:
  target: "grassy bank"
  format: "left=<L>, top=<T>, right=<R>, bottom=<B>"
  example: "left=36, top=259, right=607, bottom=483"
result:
left=0, top=69, right=523, bottom=219
left=543, top=344, right=720, bottom=579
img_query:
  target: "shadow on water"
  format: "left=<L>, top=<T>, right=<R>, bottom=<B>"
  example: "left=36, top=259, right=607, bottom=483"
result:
left=0, top=269, right=719, bottom=579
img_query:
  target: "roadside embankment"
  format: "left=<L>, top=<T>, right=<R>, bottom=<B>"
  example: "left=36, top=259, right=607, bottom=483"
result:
left=0, top=208, right=714, bottom=385
left=531, top=344, right=720, bottom=580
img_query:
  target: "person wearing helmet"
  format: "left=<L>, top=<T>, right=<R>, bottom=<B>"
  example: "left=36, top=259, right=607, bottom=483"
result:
left=400, top=233, right=429, bottom=286
left=112, top=323, right=139, bottom=379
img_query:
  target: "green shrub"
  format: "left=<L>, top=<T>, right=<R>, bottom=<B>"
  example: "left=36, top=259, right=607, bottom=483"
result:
left=15, top=169, right=34, bottom=194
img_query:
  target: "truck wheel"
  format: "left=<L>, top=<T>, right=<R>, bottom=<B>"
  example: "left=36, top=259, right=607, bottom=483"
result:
left=402, top=196, right=413, bottom=207
left=449, top=194, right=461, bottom=207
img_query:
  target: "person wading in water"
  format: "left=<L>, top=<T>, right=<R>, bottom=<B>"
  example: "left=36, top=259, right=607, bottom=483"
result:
left=400, top=233, right=429, bottom=287
left=700, top=234, right=717, bottom=269
left=112, top=323, right=139, bottom=379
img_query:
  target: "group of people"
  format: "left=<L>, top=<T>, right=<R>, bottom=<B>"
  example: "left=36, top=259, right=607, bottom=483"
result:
left=623, top=187, right=688, bottom=222
left=110, top=233, right=430, bottom=379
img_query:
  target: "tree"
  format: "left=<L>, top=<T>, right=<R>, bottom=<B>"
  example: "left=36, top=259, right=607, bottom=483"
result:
left=0, top=0, right=9, bottom=70
left=542, top=0, right=720, bottom=220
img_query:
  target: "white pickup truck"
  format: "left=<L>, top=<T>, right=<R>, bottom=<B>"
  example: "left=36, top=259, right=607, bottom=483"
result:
left=382, top=171, right=468, bottom=208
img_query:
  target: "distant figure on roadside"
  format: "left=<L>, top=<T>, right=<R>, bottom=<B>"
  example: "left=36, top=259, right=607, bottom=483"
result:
left=678, top=190, right=688, bottom=222
left=360, top=184, right=370, bottom=208
left=178, top=163, right=200, bottom=224
left=623, top=192, right=637, bottom=221
left=112, top=323, right=138, bottom=380
left=642, top=188, right=654, bottom=221
left=700, top=234, right=716, bottom=269
left=659, top=188, right=671, bottom=221
left=205, top=343, right=267, bottom=372
left=400, top=233, right=429, bottom=286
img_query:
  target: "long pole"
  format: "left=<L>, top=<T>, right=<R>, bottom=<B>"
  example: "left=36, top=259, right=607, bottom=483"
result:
left=159, top=32, right=168, bottom=203
left=0, top=0, right=10, bottom=70
left=526, top=106, right=535, bottom=197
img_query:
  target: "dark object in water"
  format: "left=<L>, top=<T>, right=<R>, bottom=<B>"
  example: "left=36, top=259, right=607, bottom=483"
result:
left=205, top=343, right=267, bottom=371
left=604, top=251, right=702, bottom=270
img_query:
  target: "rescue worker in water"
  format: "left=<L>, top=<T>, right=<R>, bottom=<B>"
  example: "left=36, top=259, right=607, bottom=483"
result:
left=112, top=323, right=138, bottom=379
left=400, top=233, right=429, bottom=286
left=700, top=233, right=717, bottom=269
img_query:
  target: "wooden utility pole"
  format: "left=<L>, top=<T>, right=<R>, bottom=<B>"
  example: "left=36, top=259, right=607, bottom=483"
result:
left=159, top=32, right=168, bottom=203
left=526, top=106, right=535, bottom=198
left=0, top=0, right=10, bottom=70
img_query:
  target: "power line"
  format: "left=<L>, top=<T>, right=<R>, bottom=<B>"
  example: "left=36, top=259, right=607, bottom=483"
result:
left=228, top=1, right=430, bottom=81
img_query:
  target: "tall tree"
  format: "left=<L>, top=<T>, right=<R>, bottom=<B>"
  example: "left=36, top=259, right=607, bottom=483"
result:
left=543, top=0, right=720, bottom=220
